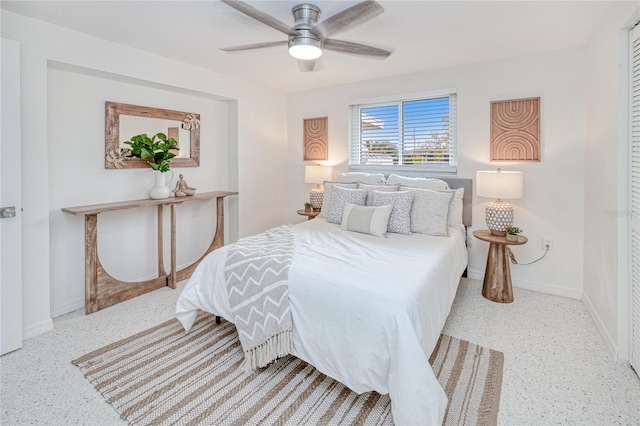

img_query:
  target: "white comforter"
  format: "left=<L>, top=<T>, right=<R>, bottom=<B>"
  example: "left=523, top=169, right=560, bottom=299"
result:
left=176, top=218, right=468, bottom=425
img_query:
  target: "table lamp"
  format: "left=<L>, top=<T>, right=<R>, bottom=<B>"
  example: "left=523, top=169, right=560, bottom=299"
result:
left=305, top=165, right=333, bottom=210
left=476, top=169, right=523, bottom=236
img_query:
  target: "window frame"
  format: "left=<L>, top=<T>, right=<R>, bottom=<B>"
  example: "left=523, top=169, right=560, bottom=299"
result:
left=348, top=89, right=458, bottom=175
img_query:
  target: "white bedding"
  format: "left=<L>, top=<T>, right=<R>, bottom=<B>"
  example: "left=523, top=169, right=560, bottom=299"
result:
left=176, top=218, right=468, bottom=425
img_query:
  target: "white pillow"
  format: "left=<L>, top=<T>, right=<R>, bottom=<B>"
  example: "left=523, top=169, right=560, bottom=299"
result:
left=358, top=182, right=399, bottom=206
left=319, top=182, right=358, bottom=219
left=337, top=172, right=386, bottom=184
left=371, top=190, right=414, bottom=235
left=386, top=174, right=449, bottom=190
left=327, top=186, right=368, bottom=224
left=400, top=186, right=464, bottom=230
left=445, top=187, right=464, bottom=229
left=401, top=187, right=454, bottom=236
left=341, top=203, right=393, bottom=238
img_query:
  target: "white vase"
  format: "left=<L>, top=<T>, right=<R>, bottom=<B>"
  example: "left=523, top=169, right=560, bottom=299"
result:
left=149, top=170, right=174, bottom=199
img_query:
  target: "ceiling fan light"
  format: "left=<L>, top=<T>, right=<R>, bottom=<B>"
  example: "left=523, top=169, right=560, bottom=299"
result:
left=288, top=37, right=322, bottom=60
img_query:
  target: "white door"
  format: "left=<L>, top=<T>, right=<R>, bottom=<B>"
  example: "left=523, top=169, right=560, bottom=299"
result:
left=0, top=38, right=23, bottom=355
left=631, top=26, right=640, bottom=373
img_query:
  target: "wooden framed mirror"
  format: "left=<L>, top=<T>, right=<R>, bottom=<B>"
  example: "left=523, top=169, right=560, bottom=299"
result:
left=105, top=101, right=200, bottom=169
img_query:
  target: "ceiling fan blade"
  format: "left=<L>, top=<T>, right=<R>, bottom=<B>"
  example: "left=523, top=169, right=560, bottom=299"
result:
left=311, top=0, right=384, bottom=39
left=220, top=40, right=288, bottom=52
left=298, top=59, right=316, bottom=72
left=220, top=0, right=298, bottom=36
left=323, top=39, right=391, bottom=58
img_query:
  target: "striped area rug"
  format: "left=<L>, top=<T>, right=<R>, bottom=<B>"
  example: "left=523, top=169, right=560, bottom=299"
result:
left=72, top=313, right=503, bottom=426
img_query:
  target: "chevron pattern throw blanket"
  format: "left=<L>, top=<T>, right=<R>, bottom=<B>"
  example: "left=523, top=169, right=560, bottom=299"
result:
left=224, top=225, right=295, bottom=371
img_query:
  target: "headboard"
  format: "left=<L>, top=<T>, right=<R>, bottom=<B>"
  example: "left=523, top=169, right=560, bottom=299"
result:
left=438, top=178, right=473, bottom=227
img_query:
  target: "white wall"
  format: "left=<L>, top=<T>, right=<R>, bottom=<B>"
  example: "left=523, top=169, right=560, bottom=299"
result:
left=583, top=2, right=640, bottom=359
left=47, top=66, right=231, bottom=316
left=2, top=11, right=288, bottom=336
left=287, top=47, right=587, bottom=299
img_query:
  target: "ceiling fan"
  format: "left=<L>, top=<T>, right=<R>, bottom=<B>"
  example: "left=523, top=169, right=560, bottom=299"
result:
left=219, top=0, right=392, bottom=71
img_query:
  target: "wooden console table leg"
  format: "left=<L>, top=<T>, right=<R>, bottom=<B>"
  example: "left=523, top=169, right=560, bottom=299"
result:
left=482, top=242, right=514, bottom=303
left=169, top=204, right=177, bottom=289
left=157, top=205, right=166, bottom=278
left=214, top=196, right=224, bottom=247
left=84, top=214, right=99, bottom=314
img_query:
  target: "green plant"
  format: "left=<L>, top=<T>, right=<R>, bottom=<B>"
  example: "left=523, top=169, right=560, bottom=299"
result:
left=505, top=226, right=522, bottom=235
left=304, top=202, right=312, bottom=209
left=123, top=133, right=179, bottom=173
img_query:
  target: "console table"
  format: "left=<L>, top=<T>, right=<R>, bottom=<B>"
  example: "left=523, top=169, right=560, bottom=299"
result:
left=63, top=191, right=238, bottom=314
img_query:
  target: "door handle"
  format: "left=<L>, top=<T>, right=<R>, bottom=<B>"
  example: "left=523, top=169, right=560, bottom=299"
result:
left=0, top=206, right=16, bottom=219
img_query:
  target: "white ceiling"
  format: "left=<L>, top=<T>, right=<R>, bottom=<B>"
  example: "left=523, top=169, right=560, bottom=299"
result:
left=1, top=1, right=618, bottom=93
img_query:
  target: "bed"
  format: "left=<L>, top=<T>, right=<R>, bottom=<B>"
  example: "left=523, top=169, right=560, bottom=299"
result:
left=176, top=176, right=471, bottom=425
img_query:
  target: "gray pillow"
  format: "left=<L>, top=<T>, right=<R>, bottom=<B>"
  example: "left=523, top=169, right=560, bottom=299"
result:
left=341, top=203, right=393, bottom=238
left=386, top=174, right=449, bottom=190
left=327, top=186, right=368, bottom=224
left=337, top=172, right=386, bottom=184
left=402, top=187, right=454, bottom=236
left=358, top=182, right=400, bottom=206
left=319, top=182, right=358, bottom=219
left=371, top=190, right=414, bottom=235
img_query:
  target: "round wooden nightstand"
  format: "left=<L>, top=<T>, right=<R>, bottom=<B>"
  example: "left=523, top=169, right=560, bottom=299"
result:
left=297, top=209, right=321, bottom=220
left=473, top=230, right=528, bottom=303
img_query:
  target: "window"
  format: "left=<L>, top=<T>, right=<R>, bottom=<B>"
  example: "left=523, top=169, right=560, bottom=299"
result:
left=349, top=91, right=457, bottom=173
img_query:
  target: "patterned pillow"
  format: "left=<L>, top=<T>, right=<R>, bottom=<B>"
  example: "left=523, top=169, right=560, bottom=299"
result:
left=402, top=187, right=454, bottom=236
left=358, top=183, right=399, bottom=206
left=371, top=190, right=414, bottom=235
left=319, top=182, right=359, bottom=219
left=400, top=185, right=464, bottom=231
left=341, top=203, right=393, bottom=238
left=327, top=186, right=368, bottom=224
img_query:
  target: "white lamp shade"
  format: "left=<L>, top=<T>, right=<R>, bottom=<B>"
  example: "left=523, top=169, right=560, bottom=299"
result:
left=476, top=170, right=523, bottom=200
left=305, top=165, right=333, bottom=184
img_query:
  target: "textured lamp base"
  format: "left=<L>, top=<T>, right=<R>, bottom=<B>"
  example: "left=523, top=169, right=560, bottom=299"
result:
left=486, top=200, right=513, bottom=236
left=310, top=186, right=324, bottom=210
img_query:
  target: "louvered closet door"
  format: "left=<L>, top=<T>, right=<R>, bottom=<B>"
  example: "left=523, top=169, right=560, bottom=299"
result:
left=631, top=25, right=640, bottom=373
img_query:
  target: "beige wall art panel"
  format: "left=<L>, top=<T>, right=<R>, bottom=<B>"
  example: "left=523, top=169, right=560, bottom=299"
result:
left=303, top=117, right=328, bottom=161
left=490, top=97, right=540, bottom=161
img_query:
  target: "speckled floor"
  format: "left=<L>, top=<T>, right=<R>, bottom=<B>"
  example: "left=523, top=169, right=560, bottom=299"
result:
left=1, top=278, right=639, bottom=425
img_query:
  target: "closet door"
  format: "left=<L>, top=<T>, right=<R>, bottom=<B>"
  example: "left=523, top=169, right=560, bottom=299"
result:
left=0, top=38, right=23, bottom=355
left=631, top=25, right=640, bottom=373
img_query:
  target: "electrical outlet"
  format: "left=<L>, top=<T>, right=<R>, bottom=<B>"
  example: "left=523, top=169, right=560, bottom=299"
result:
left=542, top=236, right=553, bottom=251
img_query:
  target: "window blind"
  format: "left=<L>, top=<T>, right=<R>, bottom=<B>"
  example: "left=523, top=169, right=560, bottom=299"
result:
left=348, top=93, right=457, bottom=173
left=631, top=24, right=640, bottom=372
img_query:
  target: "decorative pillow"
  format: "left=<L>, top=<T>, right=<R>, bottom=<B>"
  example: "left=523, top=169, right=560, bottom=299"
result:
left=401, top=187, right=454, bottom=236
left=341, top=203, right=393, bottom=238
left=337, top=172, right=386, bottom=184
left=400, top=186, right=464, bottom=230
left=386, top=174, right=449, bottom=190
left=327, top=186, right=368, bottom=224
left=319, top=182, right=358, bottom=219
left=358, top=183, right=399, bottom=206
left=371, top=190, right=414, bottom=235
left=445, top=187, right=464, bottom=230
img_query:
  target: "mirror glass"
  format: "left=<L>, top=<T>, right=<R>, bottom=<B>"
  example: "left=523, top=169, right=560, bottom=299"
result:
left=119, top=115, right=191, bottom=159
left=105, top=102, right=200, bottom=169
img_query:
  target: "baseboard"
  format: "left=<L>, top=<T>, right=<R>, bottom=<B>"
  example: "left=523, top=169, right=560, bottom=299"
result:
left=50, top=264, right=195, bottom=318
left=22, top=318, right=54, bottom=340
left=51, top=297, right=85, bottom=318
left=467, top=268, right=582, bottom=300
left=582, top=292, right=617, bottom=361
